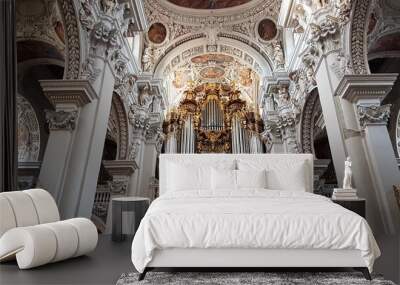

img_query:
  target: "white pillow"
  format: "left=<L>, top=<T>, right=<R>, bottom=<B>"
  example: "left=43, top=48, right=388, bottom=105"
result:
left=211, top=168, right=237, bottom=190
left=266, top=163, right=307, bottom=191
left=167, top=163, right=211, bottom=191
left=237, top=159, right=308, bottom=191
left=236, top=169, right=267, bottom=189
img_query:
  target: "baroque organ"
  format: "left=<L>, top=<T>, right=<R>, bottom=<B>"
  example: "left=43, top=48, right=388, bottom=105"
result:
left=163, top=83, right=264, bottom=153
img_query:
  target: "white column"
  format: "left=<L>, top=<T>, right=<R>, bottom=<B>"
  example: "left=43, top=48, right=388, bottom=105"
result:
left=338, top=74, right=400, bottom=234
left=38, top=80, right=101, bottom=218
left=314, top=52, right=347, bottom=184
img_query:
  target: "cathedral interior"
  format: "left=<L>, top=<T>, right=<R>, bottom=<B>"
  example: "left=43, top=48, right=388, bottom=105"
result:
left=1, top=0, right=400, bottom=284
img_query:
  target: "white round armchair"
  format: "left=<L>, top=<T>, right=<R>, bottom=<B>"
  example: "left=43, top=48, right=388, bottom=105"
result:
left=0, top=189, right=98, bottom=269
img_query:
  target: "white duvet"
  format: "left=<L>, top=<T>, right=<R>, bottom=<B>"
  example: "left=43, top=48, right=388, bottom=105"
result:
left=131, top=190, right=380, bottom=273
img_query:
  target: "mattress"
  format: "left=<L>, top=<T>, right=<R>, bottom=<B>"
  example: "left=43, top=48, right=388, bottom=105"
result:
left=131, top=190, right=380, bottom=273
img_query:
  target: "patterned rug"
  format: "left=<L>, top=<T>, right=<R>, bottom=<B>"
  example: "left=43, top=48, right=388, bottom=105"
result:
left=116, top=271, right=396, bottom=285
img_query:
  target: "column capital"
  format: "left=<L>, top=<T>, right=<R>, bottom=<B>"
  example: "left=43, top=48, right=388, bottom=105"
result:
left=337, top=74, right=398, bottom=103
left=40, top=80, right=98, bottom=108
left=357, top=104, right=391, bottom=129
left=45, top=110, right=78, bottom=131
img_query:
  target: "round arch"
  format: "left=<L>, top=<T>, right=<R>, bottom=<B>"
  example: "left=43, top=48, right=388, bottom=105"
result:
left=109, top=93, right=130, bottom=160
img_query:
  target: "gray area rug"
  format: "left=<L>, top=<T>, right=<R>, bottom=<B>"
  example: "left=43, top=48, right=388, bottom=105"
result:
left=116, top=272, right=396, bottom=285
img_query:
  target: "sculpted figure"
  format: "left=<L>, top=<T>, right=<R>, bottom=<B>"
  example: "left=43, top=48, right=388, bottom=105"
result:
left=343, top=156, right=353, bottom=189
left=138, top=84, right=154, bottom=110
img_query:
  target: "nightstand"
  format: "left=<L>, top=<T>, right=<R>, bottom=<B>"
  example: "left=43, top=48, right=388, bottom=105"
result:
left=112, top=197, right=150, bottom=242
left=332, top=198, right=366, bottom=218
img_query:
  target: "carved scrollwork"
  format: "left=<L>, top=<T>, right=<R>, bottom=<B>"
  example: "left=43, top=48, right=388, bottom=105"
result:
left=357, top=104, right=391, bottom=128
left=60, top=0, right=81, bottom=79
left=17, top=95, right=41, bottom=162
left=45, top=110, right=78, bottom=130
left=107, top=180, right=127, bottom=195
left=350, top=0, right=370, bottom=75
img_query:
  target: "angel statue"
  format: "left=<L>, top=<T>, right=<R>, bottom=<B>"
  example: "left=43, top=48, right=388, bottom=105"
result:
left=343, top=156, right=353, bottom=189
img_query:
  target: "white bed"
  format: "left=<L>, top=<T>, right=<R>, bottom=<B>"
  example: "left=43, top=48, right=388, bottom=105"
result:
left=131, top=154, right=380, bottom=280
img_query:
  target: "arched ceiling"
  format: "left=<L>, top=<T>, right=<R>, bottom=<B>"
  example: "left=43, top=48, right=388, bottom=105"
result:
left=142, top=0, right=284, bottom=110
left=166, top=0, right=253, bottom=10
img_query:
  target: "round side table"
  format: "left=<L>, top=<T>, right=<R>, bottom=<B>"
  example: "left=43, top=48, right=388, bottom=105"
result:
left=112, top=197, right=150, bottom=242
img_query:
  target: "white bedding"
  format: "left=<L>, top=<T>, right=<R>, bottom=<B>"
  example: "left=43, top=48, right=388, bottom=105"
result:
left=131, top=190, right=380, bottom=273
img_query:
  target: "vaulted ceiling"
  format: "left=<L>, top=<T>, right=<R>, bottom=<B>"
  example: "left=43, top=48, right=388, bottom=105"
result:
left=142, top=0, right=284, bottom=110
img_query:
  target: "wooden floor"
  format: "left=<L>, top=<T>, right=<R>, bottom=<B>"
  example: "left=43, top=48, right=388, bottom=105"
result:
left=0, top=235, right=134, bottom=285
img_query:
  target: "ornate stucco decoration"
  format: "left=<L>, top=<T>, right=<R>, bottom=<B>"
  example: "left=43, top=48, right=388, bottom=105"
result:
left=78, top=0, right=144, bottom=84
left=357, top=104, right=391, bottom=128
left=142, top=0, right=282, bottom=77
left=45, top=110, right=78, bottom=131
left=16, top=0, right=65, bottom=53
left=60, top=0, right=81, bottom=79
left=128, top=140, right=141, bottom=160
left=309, top=16, right=341, bottom=53
left=350, top=0, right=371, bottom=75
left=109, top=94, right=130, bottom=160
left=17, top=95, right=41, bottom=162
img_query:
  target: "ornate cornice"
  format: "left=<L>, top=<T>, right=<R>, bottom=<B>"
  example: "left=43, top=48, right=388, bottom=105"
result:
left=40, top=80, right=98, bottom=107
left=357, top=104, right=391, bottom=128
left=337, top=74, right=398, bottom=103
left=102, top=160, right=138, bottom=176
left=45, top=110, right=78, bottom=131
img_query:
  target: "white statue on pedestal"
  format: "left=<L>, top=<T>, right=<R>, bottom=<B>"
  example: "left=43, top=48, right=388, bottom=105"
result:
left=343, top=156, right=353, bottom=189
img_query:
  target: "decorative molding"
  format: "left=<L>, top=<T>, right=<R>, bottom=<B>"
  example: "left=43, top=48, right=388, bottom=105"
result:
left=45, top=110, right=78, bottom=131
left=343, top=128, right=364, bottom=139
left=350, top=0, right=371, bottom=75
left=337, top=74, right=398, bottom=103
left=40, top=79, right=98, bottom=107
left=59, top=0, right=81, bottom=79
left=16, top=0, right=65, bottom=52
left=300, top=91, right=320, bottom=153
left=17, top=95, right=41, bottom=162
left=357, top=104, right=391, bottom=128
left=109, top=94, right=130, bottom=160
left=102, top=160, right=137, bottom=176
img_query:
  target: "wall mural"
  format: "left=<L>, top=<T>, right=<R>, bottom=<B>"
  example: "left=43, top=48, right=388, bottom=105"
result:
left=257, top=18, right=277, bottom=41
left=167, top=0, right=252, bottom=9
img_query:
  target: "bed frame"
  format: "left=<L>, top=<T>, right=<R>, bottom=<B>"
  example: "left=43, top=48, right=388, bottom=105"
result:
left=139, top=154, right=371, bottom=281
left=139, top=248, right=371, bottom=280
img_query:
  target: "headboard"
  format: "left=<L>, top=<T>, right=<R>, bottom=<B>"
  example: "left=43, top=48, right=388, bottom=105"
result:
left=159, top=154, right=314, bottom=196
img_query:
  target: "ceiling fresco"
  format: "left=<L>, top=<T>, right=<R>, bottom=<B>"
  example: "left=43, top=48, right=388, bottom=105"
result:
left=148, top=22, right=167, bottom=44
left=191, top=54, right=234, bottom=65
left=166, top=51, right=259, bottom=110
left=167, top=0, right=253, bottom=9
left=200, top=66, right=225, bottom=79
left=257, top=18, right=278, bottom=41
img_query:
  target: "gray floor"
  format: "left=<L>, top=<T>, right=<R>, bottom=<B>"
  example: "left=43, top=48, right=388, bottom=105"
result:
left=0, top=234, right=134, bottom=285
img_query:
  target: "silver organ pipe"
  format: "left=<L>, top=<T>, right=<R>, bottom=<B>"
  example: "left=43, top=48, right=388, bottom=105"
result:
left=201, top=99, right=224, bottom=131
left=231, top=114, right=250, bottom=154
left=180, top=115, right=195, bottom=153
